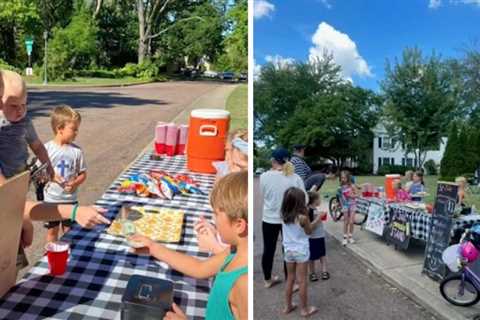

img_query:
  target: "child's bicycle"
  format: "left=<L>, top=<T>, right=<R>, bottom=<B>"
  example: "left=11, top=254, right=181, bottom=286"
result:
left=328, top=188, right=367, bottom=225
left=440, top=227, right=480, bottom=306
left=26, top=157, right=48, bottom=188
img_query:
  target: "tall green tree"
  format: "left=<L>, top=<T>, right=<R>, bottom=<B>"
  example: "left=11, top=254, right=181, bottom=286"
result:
left=158, top=1, right=223, bottom=68
left=440, top=122, right=459, bottom=179
left=382, top=47, right=460, bottom=169
left=45, top=9, right=98, bottom=79
left=216, top=0, right=247, bottom=71
left=0, top=0, right=40, bottom=65
left=255, top=56, right=380, bottom=168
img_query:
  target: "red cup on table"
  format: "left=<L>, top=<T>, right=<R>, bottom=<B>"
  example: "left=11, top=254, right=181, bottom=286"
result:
left=45, top=241, right=70, bottom=276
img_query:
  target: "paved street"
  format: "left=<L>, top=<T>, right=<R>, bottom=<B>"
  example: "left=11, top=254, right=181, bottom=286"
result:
left=21, top=81, right=237, bottom=278
left=253, top=177, right=437, bottom=320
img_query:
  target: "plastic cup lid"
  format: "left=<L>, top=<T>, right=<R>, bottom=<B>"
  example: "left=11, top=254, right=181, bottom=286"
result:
left=45, top=241, right=70, bottom=252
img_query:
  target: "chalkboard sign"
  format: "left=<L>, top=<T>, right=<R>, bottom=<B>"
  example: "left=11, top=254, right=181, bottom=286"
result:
left=423, top=182, right=458, bottom=281
left=384, top=206, right=411, bottom=250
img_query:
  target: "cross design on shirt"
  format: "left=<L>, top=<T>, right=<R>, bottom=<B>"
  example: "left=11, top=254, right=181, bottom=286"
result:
left=56, top=160, right=70, bottom=178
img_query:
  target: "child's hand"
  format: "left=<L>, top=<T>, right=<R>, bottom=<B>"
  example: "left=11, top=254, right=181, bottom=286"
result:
left=163, top=303, right=187, bottom=320
left=20, top=218, right=34, bottom=248
left=54, top=174, right=65, bottom=186
left=128, top=234, right=155, bottom=255
left=64, top=180, right=78, bottom=193
left=194, top=216, right=215, bottom=234
left=76, top=206, right=110, bottom=228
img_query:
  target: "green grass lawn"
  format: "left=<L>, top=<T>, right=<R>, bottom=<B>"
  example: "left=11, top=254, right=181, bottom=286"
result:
left=226, top=84, right=247, bottom=131
left=320, top=175, right=480, bottom=208
left=25, top=76, right=154, bottom=86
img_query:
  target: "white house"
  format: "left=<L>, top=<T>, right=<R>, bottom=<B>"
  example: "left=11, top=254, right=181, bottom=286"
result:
left=372, top=123, right=447, bottom=174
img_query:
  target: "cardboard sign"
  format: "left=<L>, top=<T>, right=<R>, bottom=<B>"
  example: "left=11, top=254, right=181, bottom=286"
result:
left=0, top=172, right=29, bottom=297
left=423, top=182, right=458, bottom=281
left=365, top=200, right=386, bottom=236
left=384, top=206, right=411, bottom=250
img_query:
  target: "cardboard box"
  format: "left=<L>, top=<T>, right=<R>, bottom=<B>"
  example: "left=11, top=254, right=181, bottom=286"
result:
left=0, top=171, right=29, bottom=298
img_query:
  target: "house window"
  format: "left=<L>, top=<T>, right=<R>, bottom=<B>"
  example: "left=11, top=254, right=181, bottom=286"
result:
left=378, top=157, right=382, bottom=166
left=378, top=137, right=382, bottom=148
left=391, top=158, right=395, bottom=165
left=406, top=158, right=413, bottom=167
left=402, top=158, right=405, bottom=166
left=414, top=159, right=417, bottom=167
left=383, top=157, right=390, bottom=165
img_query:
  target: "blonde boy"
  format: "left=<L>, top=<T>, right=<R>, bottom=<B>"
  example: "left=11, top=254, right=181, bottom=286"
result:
left=0, top=70, right=54, bottom=185
left=130, top=171, right=248, bottom=320
left=42, top=105, right=87, bottom=242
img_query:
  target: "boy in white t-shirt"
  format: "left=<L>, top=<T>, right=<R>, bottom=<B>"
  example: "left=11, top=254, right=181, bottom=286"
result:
left=39, top=105, right=87, bottom=242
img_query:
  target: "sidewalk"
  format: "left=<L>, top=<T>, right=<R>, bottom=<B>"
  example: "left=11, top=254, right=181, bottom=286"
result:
left=324, top=216, right=480, bottom=320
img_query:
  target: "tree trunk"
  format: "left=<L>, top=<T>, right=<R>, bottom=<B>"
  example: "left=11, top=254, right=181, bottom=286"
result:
left=137, top=0, right=146, bottom=64
left=93, top=0, right=103, bottom=19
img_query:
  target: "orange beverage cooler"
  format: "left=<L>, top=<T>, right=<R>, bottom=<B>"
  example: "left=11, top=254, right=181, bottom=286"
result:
left=385, top=174, right=400, bottom=201
left=187, top=109, right=230, bottom=173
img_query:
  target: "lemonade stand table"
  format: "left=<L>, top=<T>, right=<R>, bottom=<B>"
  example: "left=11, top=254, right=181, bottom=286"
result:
left=357, top=198, right=480, bottom=244
left=0, top=152, right=215, bottom=320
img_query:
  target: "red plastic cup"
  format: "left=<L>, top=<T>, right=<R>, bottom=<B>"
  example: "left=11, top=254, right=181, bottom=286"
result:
left=165, top=124, right=178, bottom=156
left=154, top=122, right=167, bottom=155
left=321, top=212, right=328, bottom=221
left=176, top=125, right=189, bottom=155
left=45, top=242, right=70, bottom=276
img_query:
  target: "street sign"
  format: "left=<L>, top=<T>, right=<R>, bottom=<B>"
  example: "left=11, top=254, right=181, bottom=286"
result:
left=25, top=39, right=33, bottom=56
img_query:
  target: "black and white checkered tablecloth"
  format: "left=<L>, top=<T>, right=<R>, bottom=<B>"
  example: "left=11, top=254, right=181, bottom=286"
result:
left=366, top=202, right=480, bottom=241
left=0, top=153, right=215, bottom=320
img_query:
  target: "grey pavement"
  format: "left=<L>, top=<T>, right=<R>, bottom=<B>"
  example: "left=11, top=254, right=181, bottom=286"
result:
left=324, top=212, right=480, bottom=320
left=20, top=81, right=237, bottom=279
left=254, top=177, right=438, bottom=320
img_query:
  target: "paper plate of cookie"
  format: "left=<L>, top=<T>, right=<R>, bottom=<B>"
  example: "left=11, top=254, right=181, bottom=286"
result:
left=107, top=207, right=184, bottom=243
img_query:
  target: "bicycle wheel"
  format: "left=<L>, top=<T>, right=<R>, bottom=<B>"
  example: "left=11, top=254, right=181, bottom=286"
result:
left=329, top=197, right=342, bottom=221
left=353, top=211, right=368, bottom=226
left=440, top=273, right=480, bottom=307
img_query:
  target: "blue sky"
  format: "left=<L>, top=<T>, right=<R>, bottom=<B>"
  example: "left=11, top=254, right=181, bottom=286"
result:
left=254, top=0, right=480, bottom=91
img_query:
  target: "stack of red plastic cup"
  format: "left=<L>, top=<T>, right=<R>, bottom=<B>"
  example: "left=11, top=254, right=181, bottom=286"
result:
left=154, top=123, right=189, bottom=156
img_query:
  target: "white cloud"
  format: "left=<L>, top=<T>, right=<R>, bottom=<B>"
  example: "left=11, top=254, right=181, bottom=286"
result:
left=254, top=0, right=275, bottom=19
left=429, top=0, right=441, bottom=8
left=265, top=55, right=295, bottom=69
left=320, top=0, right=332, bottom=9
left=453, top=0, right=480, bottom=5
left=308, top=22, right=372, bottom=81
left=254, top=60, right=262, bottom=80
left=429, top=0, right=480, bottom=8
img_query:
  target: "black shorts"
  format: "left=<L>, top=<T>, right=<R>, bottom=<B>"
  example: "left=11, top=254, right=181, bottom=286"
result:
left=43, top=201, right=77, bottom=229
left=309, top=237, right=326, bottom=261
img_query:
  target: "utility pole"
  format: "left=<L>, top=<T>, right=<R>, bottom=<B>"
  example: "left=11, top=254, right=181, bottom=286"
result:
left=43, top=31, right=48, bottom=85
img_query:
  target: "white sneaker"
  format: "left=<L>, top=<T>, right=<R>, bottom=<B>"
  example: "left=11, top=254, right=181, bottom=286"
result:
left=342, top=238, right=348, bottom=246
left=348, top=238, right=355, bottom=244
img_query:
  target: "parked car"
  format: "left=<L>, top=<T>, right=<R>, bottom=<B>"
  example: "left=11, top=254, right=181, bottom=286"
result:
left=238, top=73, right=247, bottom=81
left=219, top=71, right=235, bottom=80
left=255, top=168, right=265, bottom=175
left=203, top=70, right=218, bottom=78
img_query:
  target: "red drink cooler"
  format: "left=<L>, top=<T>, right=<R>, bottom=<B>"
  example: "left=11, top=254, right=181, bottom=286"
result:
left=385, top=174, right=400, bottom=201
left=187, top=109, right=230, bottom=173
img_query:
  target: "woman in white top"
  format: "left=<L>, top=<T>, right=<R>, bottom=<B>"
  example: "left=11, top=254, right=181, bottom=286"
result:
left=259, top=148, right=305, bottom=288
